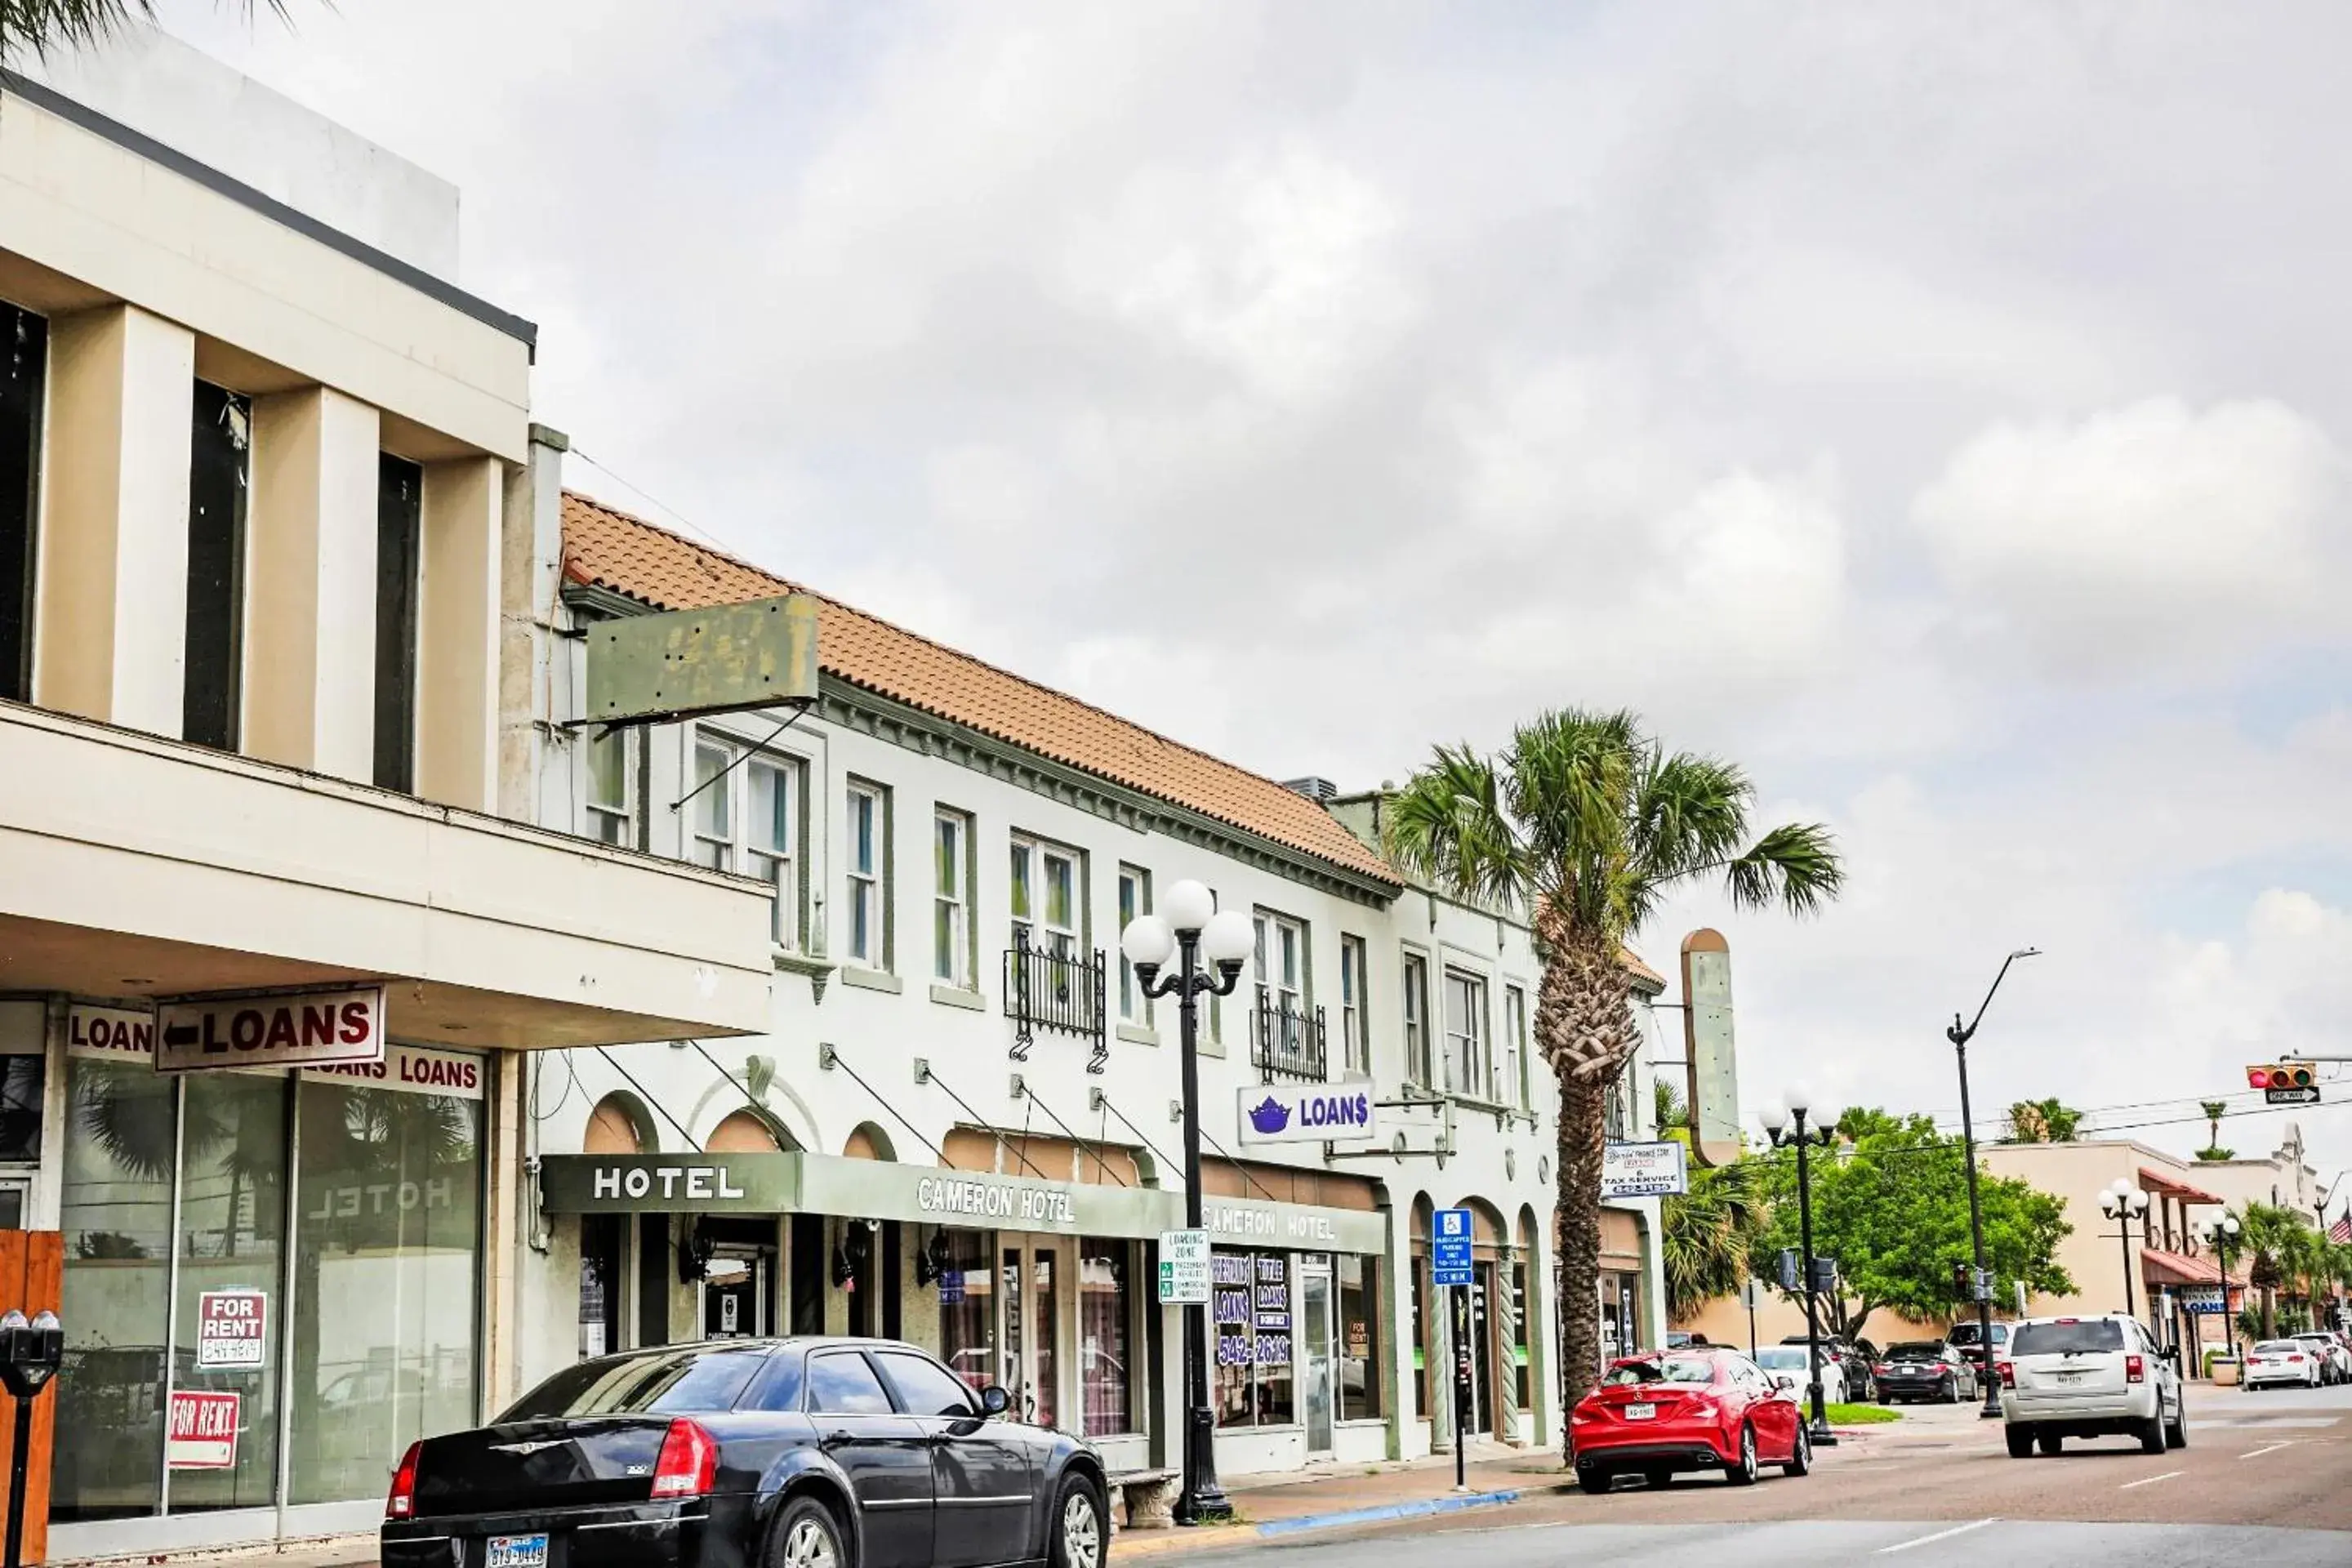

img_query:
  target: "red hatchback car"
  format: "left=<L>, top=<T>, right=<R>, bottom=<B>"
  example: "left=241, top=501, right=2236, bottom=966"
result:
left=1569, top=1349, right=1812, bottom=1493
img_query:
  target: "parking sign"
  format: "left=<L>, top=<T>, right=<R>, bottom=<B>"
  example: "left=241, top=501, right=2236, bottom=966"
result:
left=1432, top=1207, right=1473, bottom=1286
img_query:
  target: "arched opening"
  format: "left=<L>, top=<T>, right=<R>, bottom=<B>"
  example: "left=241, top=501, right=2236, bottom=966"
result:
left=1409, top=1193, right=1436, bottom=1430
left=585, top=1091, right=654, bottom=1154
left=1517, top=1202, right=1548, bottom=1443
left=843, top=1121, right=897, bottom=1161
left=706, top=1107, right=789, bottom=1153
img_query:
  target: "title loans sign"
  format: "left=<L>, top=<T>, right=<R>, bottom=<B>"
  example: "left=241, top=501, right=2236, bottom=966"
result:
left=156, top=987, right=385, bottom=1073
left=1236, top=1083, right=1378, bottom=1147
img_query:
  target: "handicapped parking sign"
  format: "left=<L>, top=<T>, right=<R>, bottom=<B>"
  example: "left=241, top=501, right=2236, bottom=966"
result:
left=1432, top=1206, right=1473, bottom=1287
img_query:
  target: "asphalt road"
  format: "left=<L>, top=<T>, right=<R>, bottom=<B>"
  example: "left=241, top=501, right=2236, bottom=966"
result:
left=1200, top=1380, right=2351, bottom=1567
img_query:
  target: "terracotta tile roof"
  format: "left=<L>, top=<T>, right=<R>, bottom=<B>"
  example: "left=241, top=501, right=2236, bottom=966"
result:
left=2138, top=1245, right=2247, bottom=1288
left=561, top=492, right=1401, bottom=888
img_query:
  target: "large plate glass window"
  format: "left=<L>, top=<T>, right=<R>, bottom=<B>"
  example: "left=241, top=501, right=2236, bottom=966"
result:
left=1213, top=1249, right=1294, bottom=1429
left=1443, top=969, right=1489, bottom=1099
left=1337, top=1254, right=1382, bottom=1421
left=1078, top=1239, right=1132, bottom=1437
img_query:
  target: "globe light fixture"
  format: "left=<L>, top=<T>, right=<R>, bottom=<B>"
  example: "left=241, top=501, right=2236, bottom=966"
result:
left=1120, top=915, right=1176, bottom=973
left=1160, top=878, right=1215, bottom=937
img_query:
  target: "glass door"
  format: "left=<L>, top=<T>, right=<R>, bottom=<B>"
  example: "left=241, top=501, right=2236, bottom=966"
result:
left=1462, top=1267, right=1494, bottom=1438
left=997, top=1237, right=1062, bottom=1428
left=702, top=1249, right=769, bottom=1339
left=1302, top=1256, right=1334, bottom=1454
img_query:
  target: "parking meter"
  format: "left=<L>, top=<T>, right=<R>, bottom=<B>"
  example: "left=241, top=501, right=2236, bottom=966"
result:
left=0, top=1309, right=61, bottom=1568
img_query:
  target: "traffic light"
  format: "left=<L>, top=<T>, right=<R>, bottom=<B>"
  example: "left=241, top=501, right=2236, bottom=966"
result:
left=2247, top=1062, right=2317, bottom=1090
left=1952, top=1261, right=1971, bottom=1301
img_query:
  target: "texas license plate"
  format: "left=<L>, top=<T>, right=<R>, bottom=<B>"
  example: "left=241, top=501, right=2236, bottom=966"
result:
left=2055, top=1371, right=2082, bottom=1384
left=487, top=1535, right=550, bottom=1568
left=1624, top=1402, right=1655, bottom=1420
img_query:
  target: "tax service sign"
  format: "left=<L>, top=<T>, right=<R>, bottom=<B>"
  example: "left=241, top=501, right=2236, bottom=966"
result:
left=1236, top=1081, right=1379, bottom=1147
left=1601, top=1139, right=1689, bottom=1199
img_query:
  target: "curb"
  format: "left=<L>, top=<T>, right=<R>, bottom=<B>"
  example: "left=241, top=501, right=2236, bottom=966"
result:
left=1113, top=1486, right=1535, bottom=1557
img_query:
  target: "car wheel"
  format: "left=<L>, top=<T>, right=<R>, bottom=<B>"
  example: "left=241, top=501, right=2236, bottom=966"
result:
left=1643, top=1468, right=1672, bottom=1489
left=2004, top=1426, right=2034, bottom=1459
left=2037, top=1432, right=2063, bottom=1456
left=1050, top=1472, right=1105, bottom=1568
left=2137, top=1415, right=2166, bottom=1455
left=1783, top=1423, right=1812, bottom=1477
left=1723, top=1423, right=1759, bottom=1487
left=769, top=1496, right=846, bottom=1568
left=1576, top=1466, right=1614, bottom=1494
left=2164, top=1401, right=2188, bottom=1450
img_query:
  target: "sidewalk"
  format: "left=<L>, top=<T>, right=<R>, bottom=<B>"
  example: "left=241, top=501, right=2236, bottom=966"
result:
left=1114, top=1450, right=1572, bottom=1558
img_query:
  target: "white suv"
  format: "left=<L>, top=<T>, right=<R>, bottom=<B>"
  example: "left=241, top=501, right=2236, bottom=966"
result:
left=1998, top=1313, right=2185, bottom=1457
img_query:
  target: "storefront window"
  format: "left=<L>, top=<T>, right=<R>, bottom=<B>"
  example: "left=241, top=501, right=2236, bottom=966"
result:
left=937, top=1229, right=996, bottom=1392
left=579, top=1214, right=624, bottom=1361
left=54, top=1054, right=175, bottom=1522
left=288, top=1062, right=483, bottom=1505
left=1079, top=1238, right=1131, bottom=1437
left=170, top=1071, right=288, bottom=1514
left=1337, top=1254, right=1381, bottom=1422
left=1510, top=1260, right=1531, bottom=1410
left=1410, top=1257, right=1430, bottom=1419
left=1213, top=1250, right=1294, bottom=1428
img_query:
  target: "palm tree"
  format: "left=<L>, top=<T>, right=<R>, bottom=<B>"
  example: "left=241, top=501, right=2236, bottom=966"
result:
left=1, top=2, right=290, bottom=65
left=2196, top=1101, right=2234, bottom=1161
left=2238, top=1202, right=2314, bottom=1339
left=1388, top=707, right=1842, bottom=1436
left=1661, top=1162, right=1765, bottom=1322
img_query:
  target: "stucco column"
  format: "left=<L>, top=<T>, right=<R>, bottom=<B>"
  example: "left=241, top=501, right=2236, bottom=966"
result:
left=34, top=304, right=194, bottom=735
left=417, top=454, right=501, bottom=811
left=244, top=385, right=381, bottom=778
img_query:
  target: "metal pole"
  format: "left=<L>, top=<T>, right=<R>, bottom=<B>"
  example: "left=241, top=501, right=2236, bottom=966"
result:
left=1955, top=1039, right=2002, bottom=1418
left=1173, top=933, right=1229, bottom=1526
left=1453, top=1289, right=1469, bottom=1491
left=2117, top=1218, right=2137, bottom=1321
left=4, top=1394, right=29, bottom=1568
left=1793, top=1114, right=1834, bottom=1446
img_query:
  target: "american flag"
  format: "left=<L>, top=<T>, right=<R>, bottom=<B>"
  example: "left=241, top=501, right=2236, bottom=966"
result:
left=2330, top=1213, right=2352, bottom=1245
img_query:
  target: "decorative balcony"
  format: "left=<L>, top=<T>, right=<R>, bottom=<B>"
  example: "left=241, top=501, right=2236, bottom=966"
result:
left=1253, top=987, right=1328, bottom=1083
left=1004, top=929, right=1108, bottom=1071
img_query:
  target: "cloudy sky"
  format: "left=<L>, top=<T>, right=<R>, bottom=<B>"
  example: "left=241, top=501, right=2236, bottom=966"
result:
left=159, top=1, right=2352, bottom=1196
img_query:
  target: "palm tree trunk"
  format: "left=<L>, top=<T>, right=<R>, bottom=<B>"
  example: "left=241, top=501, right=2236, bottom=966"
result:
left=1555, top=1067, right=1606, bottom=1461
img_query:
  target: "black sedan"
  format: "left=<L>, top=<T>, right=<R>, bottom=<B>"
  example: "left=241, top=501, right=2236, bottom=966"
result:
left=1872, top=1341, right=1978, bottom=1404
left=383, top=1338, right=1109, bottom=1568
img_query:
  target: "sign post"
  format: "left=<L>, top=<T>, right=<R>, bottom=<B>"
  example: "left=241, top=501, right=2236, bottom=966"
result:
left=1432, top=1208, right=1473, bottom=1492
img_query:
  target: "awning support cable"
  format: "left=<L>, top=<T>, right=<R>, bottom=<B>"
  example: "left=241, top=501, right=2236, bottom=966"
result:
left=815, top=1045, right=949, bottom=1163
left=1013, top=1081, right=1129, bottom=1187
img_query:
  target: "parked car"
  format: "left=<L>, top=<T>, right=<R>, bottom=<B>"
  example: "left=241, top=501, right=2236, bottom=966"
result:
left=1998, top=1314, right=2185, bottom=1456
left=1946, top=1320, right=2012, bottom=1376
left=1664, top=1332, right=1712, bottom=1350
left=1781, top=1334, right=1881, bottom=1401
left=1874, top=1341, right=1978, bottom=1405
left=2287, top=1333, right=2350, bottom=1386
left=2244, top=1339, right=2324, bottom=1390
left=1569, top=1349, right=1812, bottom=1493
left=381, top=1339, right=1107, bottom=1568
left=1751, top=1344, right=1846, bottom=1405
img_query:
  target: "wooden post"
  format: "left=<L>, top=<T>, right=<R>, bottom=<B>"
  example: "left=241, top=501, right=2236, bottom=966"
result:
left=0, top=1232, right=61, bottom=1566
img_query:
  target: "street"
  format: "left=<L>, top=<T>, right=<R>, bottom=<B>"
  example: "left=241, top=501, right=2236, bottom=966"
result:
left=1191, top=1382, right=2352, bottom=1566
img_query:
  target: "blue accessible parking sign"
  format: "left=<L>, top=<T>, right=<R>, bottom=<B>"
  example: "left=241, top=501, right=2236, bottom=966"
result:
left=1433, top=1206, right=1473, bottom=1286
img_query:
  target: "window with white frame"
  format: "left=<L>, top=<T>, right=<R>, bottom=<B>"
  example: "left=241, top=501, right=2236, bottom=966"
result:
left=1010, top=835, right=1083, bottom=961
left=1443, top=969, right=1490, bottom=1098
left=1117, top=866, right=1152, bottom=1023
left=845, top=782, right=889, bottom=969
left=1254, top=911, right=1305, bottom=1012
left=1401, top=952, right=1432, bottom=1086
left=934, top=808, right=973, bottom=987
left=1504, top=984, right=1530, bottom=1110
left=691, top=733, right=802, bottom=948
left=1340, top=936, right=1369, bottom=1075
left=585, top=726, right=640, bottom=849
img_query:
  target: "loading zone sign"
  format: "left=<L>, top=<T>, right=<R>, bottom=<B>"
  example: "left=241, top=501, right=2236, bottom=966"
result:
left=1432, top=1207, right=1473, bottom=1287
left=1159, top=1228, right=1211, bottom=1306
left=195, top=1289, right=268, bottom=1369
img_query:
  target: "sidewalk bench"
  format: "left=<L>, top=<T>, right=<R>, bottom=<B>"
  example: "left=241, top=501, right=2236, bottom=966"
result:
left=1107, top=1468, right=1180, bottom=1530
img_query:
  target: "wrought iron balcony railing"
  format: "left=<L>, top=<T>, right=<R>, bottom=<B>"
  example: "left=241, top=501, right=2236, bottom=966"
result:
left=1004, top=929, right=1109, bottom=1071
left=1252, top=987, right=1327, bottom=1083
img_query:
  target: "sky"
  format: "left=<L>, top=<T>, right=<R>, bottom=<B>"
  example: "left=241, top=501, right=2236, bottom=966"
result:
left=154, top=0, right=2352, bottom=1200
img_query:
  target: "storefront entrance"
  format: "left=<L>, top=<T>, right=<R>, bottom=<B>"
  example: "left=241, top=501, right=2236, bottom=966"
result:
left=1300, top=1256, right=1335, bottom=1454
left=998, top=1235, right=1062, bottom=1428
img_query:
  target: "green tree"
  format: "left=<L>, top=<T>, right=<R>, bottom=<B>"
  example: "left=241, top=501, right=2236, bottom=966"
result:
left=2001, top=1098, right=2082, bottom=1143
left=1655, top=1077, right=1690, bottom=1144
left=2237, top=1201, right=2318, bottom=1339
left=2196, top=1101, right=2234, bottom=1161
left=1, top=2, right=288, bottom=65
left=1662, top=1160, right=1766, bottom=1322
left=1388, top=710, right=1841, bottom=1435
left=1752, top=1107, right=2074, bottom=1342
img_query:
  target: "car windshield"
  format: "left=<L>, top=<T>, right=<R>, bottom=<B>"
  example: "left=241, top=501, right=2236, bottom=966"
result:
left=1949, top=1324, right=2007, bottom=1346
left=1888, top=1343, right=1945, bottom=1360
left=1602, top=1356, right=1717, bottom=1385
left=1753, top=1348, right=1811, bottom=1370
left=2011, top=1321, right=2123, bottom=1356
left=2254, top=1341, right=2302, bottom=1355
left=501, top=1347, right=773, bottom=1420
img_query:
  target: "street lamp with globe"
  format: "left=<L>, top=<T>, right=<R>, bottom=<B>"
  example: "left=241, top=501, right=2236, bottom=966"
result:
left=1120, top=878, right=1252, bottom=1525
left=2201, top=1212, right=2243, bottom=1369
left=1762, top=1087, right=1840, bottom=1447
left=2098, top=1178, right=2150, bottom=1322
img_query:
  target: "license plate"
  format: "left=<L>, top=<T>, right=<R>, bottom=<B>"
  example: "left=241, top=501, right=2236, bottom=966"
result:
left=2055, top=1371, right=2082, bottom=1383
left=487, top=1535, right=550, bottom=1568
left=1624, top=1402, right=1655, bottom=1420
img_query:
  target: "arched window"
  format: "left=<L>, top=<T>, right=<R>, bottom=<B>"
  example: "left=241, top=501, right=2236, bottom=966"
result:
left=585, top=1093, right=653, bottom=1154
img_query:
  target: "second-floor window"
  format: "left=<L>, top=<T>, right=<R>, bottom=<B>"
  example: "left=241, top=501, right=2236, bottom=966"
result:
left=1504, top=984, right=1530, bottom=1110
left=934, top=808, right=972, bottom=987
left=1010, top=835, right=1080, bottom=960
left=1118, top=866, right=1152, bottom=1022
left=1402, top=952, right=1432, bottom=1086
left=1254, top=911, right=1305, bottom=1013
left=692, top=733, right=800, bottom=947
left=0, top=302, right=46, bottom=706
left=184, top=380, right=250, bottom=751
left=1444, top=969, right=1489, bottom=1099
left=585, top=726, right=641, bottom=848
left=372, top=454, right=423, bottom=791
left=1340, top=936, right=1368, bottom=1076
left=846, top=782, right=888, bottom=969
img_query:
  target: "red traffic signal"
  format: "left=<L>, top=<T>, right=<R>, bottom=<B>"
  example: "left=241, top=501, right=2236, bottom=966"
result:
left=2247, top=1062, right=2317, bottom=1089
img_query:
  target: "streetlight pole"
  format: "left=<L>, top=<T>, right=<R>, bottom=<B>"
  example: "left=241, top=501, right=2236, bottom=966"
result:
left=1946, top=947, right=2039, bottom=1419
left=1123, top=880, right=1252, bottom=1527
left=1762, top=1091, right=1838, bottom=1447
left=2203, top=1213, right=2242, bottom=1372
left=2099, top=1178, right=2149, bottom=1321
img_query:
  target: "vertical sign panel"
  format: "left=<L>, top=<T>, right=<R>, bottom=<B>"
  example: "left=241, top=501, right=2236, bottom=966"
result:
left=1680, top=930, right=1741, bottom=1167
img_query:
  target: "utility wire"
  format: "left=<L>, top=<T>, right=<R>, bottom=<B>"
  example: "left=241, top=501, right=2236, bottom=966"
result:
left=1093, top=1092, right=1183, bottom=1180
left=817, top=1048, right=948, bottom=1164
left=593, top=1045, right=703, bottom=1148
left=920, top=1067, right=1049, bottom=1180
left=1016, top=1083, right=1130, bottom=1187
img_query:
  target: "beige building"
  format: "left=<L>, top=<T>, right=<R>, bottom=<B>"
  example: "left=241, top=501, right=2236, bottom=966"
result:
left=1, top=32, right=772, bottom=1561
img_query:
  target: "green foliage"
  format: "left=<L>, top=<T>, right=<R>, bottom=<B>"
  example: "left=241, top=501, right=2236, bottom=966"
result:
left=1662, top=1160, right=1766, bottom=1321
left=2198, top=1101, right=2231, bottom=1160
left=2001, top=1098, right=2082, bottom=1143
left=2192, top=1147, right=2234, bottom=1163
left=1752, top=1107, right=2074, bottom=1342
left=1824, top=1403, right=1900, bottom=1425
left=1655, top=1078, right=1690, bottom=1144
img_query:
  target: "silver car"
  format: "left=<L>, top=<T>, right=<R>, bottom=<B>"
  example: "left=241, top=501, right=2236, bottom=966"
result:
left=1999, top=1314, right=2185, bottom=1456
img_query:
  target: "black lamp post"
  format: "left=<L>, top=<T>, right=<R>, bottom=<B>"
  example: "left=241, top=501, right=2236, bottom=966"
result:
left=2203, top=1212, right=2242, bottom=1371
left=1122, top=879, right=1252, bottom=1527
left=1761, top=1089, right=1839, bottom=1447
left=2098, top=1178, right=2149, bottom=1322
left=1946, top=947, right=2039, bottom=1418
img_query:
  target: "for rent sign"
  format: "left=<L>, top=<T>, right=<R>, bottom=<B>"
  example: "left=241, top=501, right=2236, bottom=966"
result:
left=157, top=987, right=385, bottom=1073
left=194, top=1289, right=268, bottom=1369
left=167, top=1391, right=240, bottom=1469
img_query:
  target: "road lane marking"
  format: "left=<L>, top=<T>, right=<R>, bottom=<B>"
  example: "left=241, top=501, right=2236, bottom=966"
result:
left=2118, top=1470, right=2182, bottom=1490
left=1878, top=1519, right=1999, bottom=1554
left=2239, top=1441, right=2296, bottom=1459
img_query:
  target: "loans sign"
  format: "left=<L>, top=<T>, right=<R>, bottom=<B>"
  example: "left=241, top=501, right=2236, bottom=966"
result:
left=1236, top=1082, right=1377, bottom=1146
left=156, top=987, right=386, bottom=1073
left=1601, top=1139, right=1689, bottom=1199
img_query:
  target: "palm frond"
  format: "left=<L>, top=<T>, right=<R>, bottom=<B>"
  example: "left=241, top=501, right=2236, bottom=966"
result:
left=1627, top=750, right=1753, bottom=928
left=2, top=2, right=296, bottom=65
left=1384, top=743, right=1528, bottom=909
left=1723, top=820, right=1845, bottom=915
left=1506, top=708, right=1642, bottom=934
